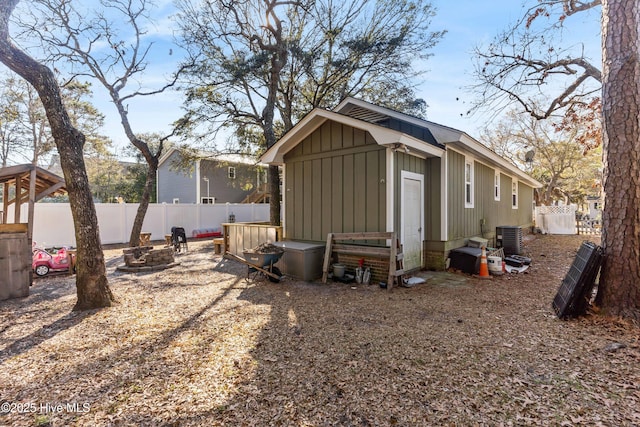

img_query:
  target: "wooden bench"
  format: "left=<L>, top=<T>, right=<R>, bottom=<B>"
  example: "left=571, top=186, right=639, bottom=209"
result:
left=321, top=232, right=404, bottom=290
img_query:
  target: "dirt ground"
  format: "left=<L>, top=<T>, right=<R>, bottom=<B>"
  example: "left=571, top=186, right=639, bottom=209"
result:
left=1, top=234, right=639, bottom=426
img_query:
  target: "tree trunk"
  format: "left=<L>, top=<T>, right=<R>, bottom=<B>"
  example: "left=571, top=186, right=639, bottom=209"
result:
left=268, top=165, right=281, bottom=226
left=0, top=0, right=113, bottom=310
left=128, top=164, right=156, bottom=246
left=261, top=8, right=287, bottom=227
left=108, top=89, right=162, bottom=248
left=597, top=0, right=640, bottom=321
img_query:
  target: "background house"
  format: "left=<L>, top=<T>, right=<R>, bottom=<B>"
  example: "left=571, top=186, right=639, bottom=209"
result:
left=157, top=149, right=268, bottom=204
left=261, top=98, right=542, bottom=271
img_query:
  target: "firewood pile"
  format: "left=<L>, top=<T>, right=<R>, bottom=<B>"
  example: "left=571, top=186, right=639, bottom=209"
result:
left=245, top=242, right=284, bottom=254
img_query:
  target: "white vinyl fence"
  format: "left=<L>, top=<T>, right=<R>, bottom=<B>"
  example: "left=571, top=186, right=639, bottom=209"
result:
left=535, top=205, right=576, bottom=235
left=8, top=203, right=270, bottom=246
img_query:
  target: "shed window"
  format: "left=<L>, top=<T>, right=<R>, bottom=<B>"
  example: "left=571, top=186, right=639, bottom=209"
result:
left=201, top=197, right=214, bottom=204
left=494, top=171, right=501, bottom=201
left=228, top=166, right=236, bottom=179
left=172, top=198, right=180, bottom=204
left=465, top=159, right=474, bottom=208
left=512, top=179, right=518, bottom=209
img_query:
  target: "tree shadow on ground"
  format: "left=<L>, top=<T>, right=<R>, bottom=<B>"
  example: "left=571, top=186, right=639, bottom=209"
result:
left=0, top=308, right=95, bottom=364
left=0, top=269, right=249, bottom=425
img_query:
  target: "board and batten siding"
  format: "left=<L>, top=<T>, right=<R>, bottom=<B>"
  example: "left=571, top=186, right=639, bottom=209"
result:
left=283, top=121, right=386, bottom=242
left=392, top=152, right=441, bottom=242
left=393, top=151, right=425, bottom=236
left=488, top=169, right=534, bottom=233
left=514, top=181, right=534, bottom=225
left=424, top=157, right=442, bottom=242
left=447, top=150, right=534, bottom=244
left=447, top=149, right=478, bottom=240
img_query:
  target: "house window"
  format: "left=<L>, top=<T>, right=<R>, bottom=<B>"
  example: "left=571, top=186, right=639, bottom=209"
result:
left=228, top=166, right=236, bottom=179
left=494, top=171, right=501, bottom=201
left=465, top=159, right=474, bottom=208
left=201, top=197, right=214, bottom=204
left=512, top=179, right=518, bottom=209
left=172, top=198, right=180, bottom=204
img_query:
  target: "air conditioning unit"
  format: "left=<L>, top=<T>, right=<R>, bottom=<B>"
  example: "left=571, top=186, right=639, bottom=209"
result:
left=496, top=226, right=522, bottom=255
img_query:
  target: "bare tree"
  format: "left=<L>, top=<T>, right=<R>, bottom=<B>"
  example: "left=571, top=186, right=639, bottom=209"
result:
left=0, top=74, right=52, bottom=166
left=472, top=1, right=601, bottom=122
left=0, top=0, right=114, bottom=310
left=0, top=74, right=107, bottom=167
left=176, top=0, right=444, bottom=225
left=480, top=109, right=602, bottom=206
left=24, top=0, right=183, bottom=246
left=0, top=74, right=26, bottom=166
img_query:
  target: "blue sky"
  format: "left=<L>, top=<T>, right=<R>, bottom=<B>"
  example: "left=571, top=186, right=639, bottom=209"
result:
left=92, top=0, right=602, bottom=157
left=421, top=0, right=601, bottom=134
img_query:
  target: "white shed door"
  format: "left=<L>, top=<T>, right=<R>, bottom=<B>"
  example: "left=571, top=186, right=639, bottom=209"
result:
left=401, top=171, right=424, bottom=271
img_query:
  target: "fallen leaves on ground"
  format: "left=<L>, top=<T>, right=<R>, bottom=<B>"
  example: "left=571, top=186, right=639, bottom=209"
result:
left=1, top=234, right=639, bottom=426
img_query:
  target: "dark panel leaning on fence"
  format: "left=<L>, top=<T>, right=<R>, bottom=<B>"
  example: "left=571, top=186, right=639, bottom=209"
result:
left=552, top=241, right=604, bottom=319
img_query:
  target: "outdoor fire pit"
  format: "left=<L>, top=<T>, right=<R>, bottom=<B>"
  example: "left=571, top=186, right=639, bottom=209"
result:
left=117, top=246, right=180, bottom=272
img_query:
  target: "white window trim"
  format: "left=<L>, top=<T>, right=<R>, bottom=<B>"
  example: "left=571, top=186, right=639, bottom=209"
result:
left=511, top=178, right=518, bottom=209
left=228, top=166, right=236, bottom=179
left=172, top=198, right=180, bottom=204
left=201, top=197, right=215, bottom=204
left=464, top=158, right=474, bottom=208
left=494, top=170, right=501, bottom=201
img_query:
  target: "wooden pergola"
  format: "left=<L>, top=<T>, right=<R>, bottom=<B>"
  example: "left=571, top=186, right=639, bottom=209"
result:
left=0, top=164, right=67, bottom=240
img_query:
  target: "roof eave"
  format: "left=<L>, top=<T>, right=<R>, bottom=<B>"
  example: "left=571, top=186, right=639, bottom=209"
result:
left=260, top=108, right=444, bottom=164
left=455, top=133, right=543, bottom=188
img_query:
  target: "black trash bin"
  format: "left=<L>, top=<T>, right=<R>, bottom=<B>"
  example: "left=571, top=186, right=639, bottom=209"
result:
left=448, top=247, right=482, bottom=275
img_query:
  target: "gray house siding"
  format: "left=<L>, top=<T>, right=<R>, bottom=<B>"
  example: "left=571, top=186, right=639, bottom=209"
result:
left=283, top=121, right=386, bottom=242
left=157, top=150, right=265, bottom=204
left=157, top=150, right=196, bottom=204
left=199, top=160, right=262, bottom=203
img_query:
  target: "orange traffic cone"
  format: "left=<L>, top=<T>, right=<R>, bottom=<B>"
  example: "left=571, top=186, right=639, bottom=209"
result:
left=478, top=246, right=491, bottom=279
